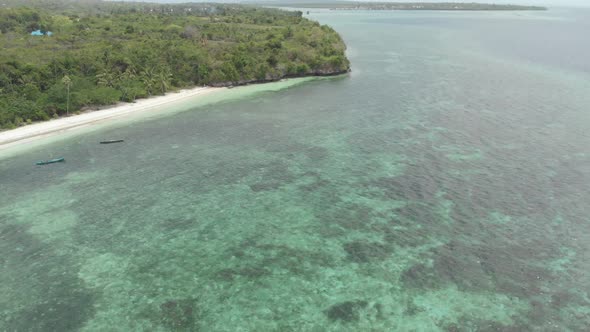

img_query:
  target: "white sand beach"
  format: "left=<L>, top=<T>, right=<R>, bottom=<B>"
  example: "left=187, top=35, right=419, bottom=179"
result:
left=0, top=86, right=223, bottom=152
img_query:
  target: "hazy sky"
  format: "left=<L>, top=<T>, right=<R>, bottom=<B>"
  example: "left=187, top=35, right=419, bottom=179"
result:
left=372, top=0, right=590, bottom=7
left=337, top=0, right=588, bottom=7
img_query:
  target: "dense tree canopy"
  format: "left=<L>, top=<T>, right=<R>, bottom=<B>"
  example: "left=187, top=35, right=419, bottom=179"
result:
left=0, top=1, right=350, bottom=129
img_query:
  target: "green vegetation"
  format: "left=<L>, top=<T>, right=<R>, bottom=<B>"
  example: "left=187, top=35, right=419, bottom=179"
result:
left=270, top=2, right=547, bottom=11
left=0, top=0, right=350, bottom=129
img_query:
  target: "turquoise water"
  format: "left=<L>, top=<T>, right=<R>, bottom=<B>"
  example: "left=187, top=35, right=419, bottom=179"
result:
left=2, top=8, right=590, bottom=331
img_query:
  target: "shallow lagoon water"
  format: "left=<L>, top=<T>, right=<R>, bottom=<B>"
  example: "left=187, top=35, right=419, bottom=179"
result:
left=1, top=9, right=590, bottom=331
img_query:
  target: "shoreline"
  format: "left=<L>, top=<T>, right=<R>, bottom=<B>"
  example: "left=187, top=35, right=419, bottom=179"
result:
left=0, top=72, right=349, bottom=155
left=0, top=86, right=223, bottom=152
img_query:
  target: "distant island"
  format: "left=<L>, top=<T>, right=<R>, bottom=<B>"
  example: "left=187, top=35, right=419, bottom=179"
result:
left=0, top=0, right=350, bottom=129
left=269, top=2, right=547, bottom=11
left=331, top=3, right=547, bottom=11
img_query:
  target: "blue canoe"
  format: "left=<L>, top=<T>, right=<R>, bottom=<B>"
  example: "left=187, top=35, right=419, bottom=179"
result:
left=36, top=157, right=65, bottom=165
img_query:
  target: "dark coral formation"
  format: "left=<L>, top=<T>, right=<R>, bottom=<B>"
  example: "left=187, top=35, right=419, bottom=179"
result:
left=217, top=241, right=335, bottom=282
left=393, top=202, right=439, bottom=227
left=403, top=298, right=422, bottom=316
left=297, top=171, right=332, bottom=193
left=249, top=182, right=283, bottom=192
left=370, top=172, right=439, bottom=202
left=400, top=263, right=441, bottom=289
left=0, top=223, right=96, bottom=332
left=324, top=300, right=368, bottom=322
left=160, top=299, right=198, bottom=330
left=382, top=226, right=423, bottom=248
left=443, top=317, right=526, bottom=332
left=216, top=267, right=271, bottom=281
left=343, top=241, right=391, bottom=263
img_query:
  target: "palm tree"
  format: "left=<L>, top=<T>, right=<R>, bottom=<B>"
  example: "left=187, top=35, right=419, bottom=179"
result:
left=62, top=75, right=72, bottom=116
left=96, top=70, right=117, bottom=87
left=157, top=69, right=173, bottom=94
left=141, top=68, right=156, bottom=96
left=121, top=66, right=137, bottom=81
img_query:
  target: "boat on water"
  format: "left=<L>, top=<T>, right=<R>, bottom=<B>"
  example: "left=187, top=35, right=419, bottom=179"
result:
left=100, top=139, right=125, bottom=144
left=36, top=157, right=65, bottom=165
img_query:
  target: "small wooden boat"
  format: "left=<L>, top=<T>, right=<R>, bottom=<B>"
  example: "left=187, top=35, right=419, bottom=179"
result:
left=36, top=157, right=65, bottom=165
left=100, top=139, right=124, bottom=144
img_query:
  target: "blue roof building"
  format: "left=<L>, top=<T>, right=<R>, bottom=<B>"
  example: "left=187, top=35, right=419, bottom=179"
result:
left=31, top=30, right=53, bottom=36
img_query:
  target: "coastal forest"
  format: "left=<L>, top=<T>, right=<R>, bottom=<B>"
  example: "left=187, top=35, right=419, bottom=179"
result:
left=0, top=0, right=350, bottom=129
